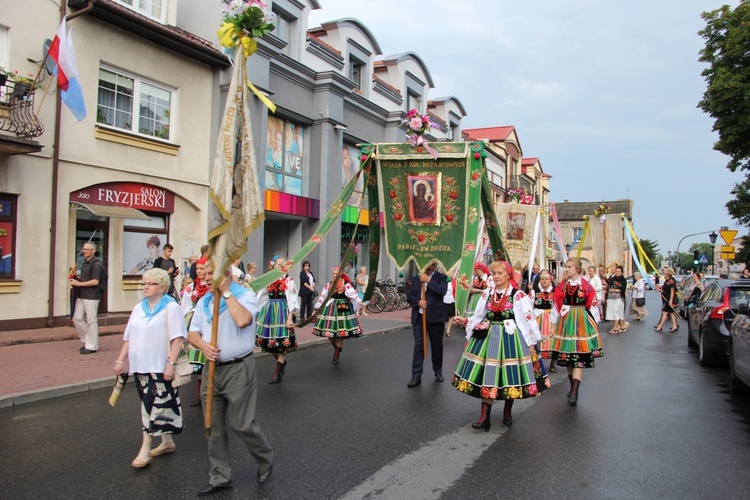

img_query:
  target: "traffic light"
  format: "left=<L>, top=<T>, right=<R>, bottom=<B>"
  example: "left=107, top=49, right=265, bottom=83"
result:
left=693, top=250, right=700, bottom=265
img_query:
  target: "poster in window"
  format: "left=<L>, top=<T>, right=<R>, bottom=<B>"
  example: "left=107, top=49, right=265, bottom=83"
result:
left=284, top=122, right=303, bottom=175
left=123, top=232, right=163, bottom=275
left=507, top=212, right=526, bottom=240
left=265, top=115, right=284, bottom=191
left=0, top=222, right=12, bottom=276
left=407, top=174, right=439, bottom=225
left=342, top=144, right=365, bottom=207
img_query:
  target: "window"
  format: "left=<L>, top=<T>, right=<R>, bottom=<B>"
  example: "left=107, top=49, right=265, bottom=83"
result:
left=265, top=115, right=304, bottom=195
left=272, top=7, right=294, bottom=55
left=115, top=0, right=165, bottom=22
left=341, top=143, right=367, bottom=207
left=349, top=58, right=363, bottom=90
left=0, top=194, right=17, bottom=279
left=406, top=91, right=421, bottom=112
left=97, top=67, right=173, bottom=141
left=573, top=227, right=583, bottom=243
left=122, top=214, right=168, bottom=276
left=0, top=26, right=8, bottom=70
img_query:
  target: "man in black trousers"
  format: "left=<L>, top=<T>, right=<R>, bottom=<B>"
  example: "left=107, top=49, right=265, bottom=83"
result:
left=406, top=261, right=448, bottom=388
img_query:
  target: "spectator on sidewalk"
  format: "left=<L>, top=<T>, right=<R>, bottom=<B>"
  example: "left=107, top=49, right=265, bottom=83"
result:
left=406, top=261, right=448, bottom=388
left=189, top=245, right=209, bottom=281
left=355, top=266, right=369, bottom=315
left=153, top=244, right=179, bottom=299
left=188, top=261, right=274, bottom=495
left=71, top=241, right=103, bottom=354
left=114, top=268, right=186, bottom=468
left=298, top=260, right=316, bottom=320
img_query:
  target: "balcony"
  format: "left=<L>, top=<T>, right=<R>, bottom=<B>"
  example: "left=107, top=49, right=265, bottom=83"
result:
left=0, top=79, right=44, bottom=155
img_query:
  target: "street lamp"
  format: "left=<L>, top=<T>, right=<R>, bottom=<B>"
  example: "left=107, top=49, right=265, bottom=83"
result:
left=709, top=231, right=718, bottom=276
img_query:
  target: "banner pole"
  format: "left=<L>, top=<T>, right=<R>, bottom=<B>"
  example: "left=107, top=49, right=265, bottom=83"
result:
left=203, top=289, right=220, bottom=436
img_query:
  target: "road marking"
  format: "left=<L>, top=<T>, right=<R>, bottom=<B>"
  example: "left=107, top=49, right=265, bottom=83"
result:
left=340, top=398, right=538, bottom=500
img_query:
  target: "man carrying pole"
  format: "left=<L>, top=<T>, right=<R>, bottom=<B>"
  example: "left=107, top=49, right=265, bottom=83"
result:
left=406, top=261, right=448, bottom=388
left=188, top=260, right=273, bottom=495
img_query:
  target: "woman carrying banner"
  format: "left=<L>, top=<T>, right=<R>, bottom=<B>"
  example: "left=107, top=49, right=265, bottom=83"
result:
left=532, top=269, right=557, bottom=372
left=313, top=266, right=363, bottom=364
left=255, top=256, right=299, bottom=383
left=114, top=268, right=186, bottom=468
left=550, top=257, right=603, bottom=405
left=465, top=262, right=489, bottom=317
left=452, top=261, right=547, bottom=431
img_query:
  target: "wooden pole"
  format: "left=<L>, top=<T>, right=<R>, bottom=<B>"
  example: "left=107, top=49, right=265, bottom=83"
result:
left=203, top=289, right=220, bottom=437
left=603, top=218, right=607, bottom=269
left=421, top=281, right=427, bottom=359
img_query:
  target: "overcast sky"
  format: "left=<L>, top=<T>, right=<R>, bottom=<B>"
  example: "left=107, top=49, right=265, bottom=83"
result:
left=309, top=0, right=742, bottom=255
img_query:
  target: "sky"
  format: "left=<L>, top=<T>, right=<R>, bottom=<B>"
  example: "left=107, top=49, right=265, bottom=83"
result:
left=308, top=0, right=743, bottom=255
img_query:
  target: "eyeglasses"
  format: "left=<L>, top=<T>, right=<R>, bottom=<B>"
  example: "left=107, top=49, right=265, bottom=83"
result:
left=141, top=282, right=161, bottom=287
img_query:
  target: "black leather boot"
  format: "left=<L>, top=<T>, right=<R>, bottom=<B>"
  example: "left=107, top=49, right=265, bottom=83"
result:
left=568, top=378, right=581, bottom=405
left=567, top=375, right=573, bottom=398
left=503, top=399, right=514, bottom=426
left=471, top=402, right=492, bottom=432
left=332, top=345, right=341, bottom=364
left=268, top=362, right=283, bottom=384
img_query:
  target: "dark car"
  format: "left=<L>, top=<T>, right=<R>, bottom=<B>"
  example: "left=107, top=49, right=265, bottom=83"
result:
left=677, top=276, right=719, bottom=318
left=729, top=302, right=750, bottom=395
left=687, top=280, right=750, bottom=366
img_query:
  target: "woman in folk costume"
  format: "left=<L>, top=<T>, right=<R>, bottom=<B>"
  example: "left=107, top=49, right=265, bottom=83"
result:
left=313, top=266, right=363, bottom=364
left=180, top=256, right=210, bottom=406
left=464, top=262, right=490, bottom=317
left=532, top=269, right=558, bottom=372
left=255, top=256, right=299, bottom=384
left=452, top=261, right=548, bottom=431
left=550, top=257, right=603, bottom=405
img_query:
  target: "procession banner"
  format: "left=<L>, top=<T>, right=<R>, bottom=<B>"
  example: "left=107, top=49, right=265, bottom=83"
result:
left=207, top=46, right=264, bottom=285
left=495, top=202, right=539, bottom=274
left=588, top=214, right=625, bottom=268
left=376, top=141, right=482, bottom=274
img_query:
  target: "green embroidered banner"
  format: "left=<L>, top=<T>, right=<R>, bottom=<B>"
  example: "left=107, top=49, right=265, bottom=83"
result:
left=376, top=141, right=483, bottom=274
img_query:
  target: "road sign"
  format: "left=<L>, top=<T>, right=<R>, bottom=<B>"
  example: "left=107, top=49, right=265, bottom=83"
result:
left=720, top=229, right=738, bottom=245
left=723, top=251, right=736, bottom=260
left=699, top=255, right=709, bottom=264
left=722, top=245, right=734, bottom=253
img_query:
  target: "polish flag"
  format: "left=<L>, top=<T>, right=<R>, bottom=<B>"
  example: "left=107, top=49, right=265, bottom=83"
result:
left=48, top=18, right=86, bottom=121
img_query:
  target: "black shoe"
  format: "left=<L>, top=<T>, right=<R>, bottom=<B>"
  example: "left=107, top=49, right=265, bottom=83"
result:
left=197, top=482, right=233, bottom=496
left=434, top=371, right=444, bottom=382
left=257, top=465, right=273, bottom=484
left=407, top=377, right=421, bottom=388
left=80, top=348, right=97, bottom=354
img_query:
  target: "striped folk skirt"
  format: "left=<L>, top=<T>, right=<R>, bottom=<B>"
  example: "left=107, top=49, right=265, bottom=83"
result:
left=452, top=321, right=548, bottom=400
left=134, top=373, right=183, bottom=436
left=312, top=298, right=363, bottom=339
left=255, top=298, right=298, bottom=354
left=536, top=309, right=555, bottom=359
left=550, top=306, right=603, bottom=368
left=464, top=293, right=483, bottom=317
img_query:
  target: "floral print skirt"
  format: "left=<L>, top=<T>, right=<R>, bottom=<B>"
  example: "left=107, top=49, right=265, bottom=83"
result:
left=312, top=298, right=363, bottom=339
left=536, top=309, right=555, bottom=358
left=256, top=298, right=298, bottom=354
left=134, top=373, right=183, bottom=436
left=550, top=306, right=603, bottom=368
left=452, top=321, right=547, bottom=400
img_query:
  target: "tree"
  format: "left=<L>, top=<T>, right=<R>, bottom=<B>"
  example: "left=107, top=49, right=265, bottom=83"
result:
left=698, top=2, right=750, bottom=224
left=639, top=238, right=660, bottom=266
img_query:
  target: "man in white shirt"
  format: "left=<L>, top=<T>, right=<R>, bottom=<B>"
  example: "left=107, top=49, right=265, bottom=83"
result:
left=188, top=262, right=274, bottom=496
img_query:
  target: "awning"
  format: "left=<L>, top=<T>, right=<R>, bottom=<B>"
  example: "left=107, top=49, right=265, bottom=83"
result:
left=72, top=202, right=150, bottom=220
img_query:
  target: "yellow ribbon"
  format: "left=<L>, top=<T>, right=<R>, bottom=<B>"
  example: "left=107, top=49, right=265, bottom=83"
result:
left=246, top=78, right=276, bottom=113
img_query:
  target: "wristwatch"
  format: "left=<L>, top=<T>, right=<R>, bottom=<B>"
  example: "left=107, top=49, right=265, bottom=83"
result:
left=223, top=290, right=232, bottom=300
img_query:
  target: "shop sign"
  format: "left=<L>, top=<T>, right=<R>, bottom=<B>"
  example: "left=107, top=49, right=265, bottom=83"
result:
left=70, top=182, right=175, bottom=213
left=341, top=223, right=369, bottom=241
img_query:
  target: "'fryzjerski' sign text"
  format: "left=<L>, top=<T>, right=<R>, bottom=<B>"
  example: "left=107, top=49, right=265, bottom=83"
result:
left=70, top=182, right=175, bottom=213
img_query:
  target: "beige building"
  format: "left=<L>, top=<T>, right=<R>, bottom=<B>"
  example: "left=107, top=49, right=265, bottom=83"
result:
left=0, top=0, right=227, bottom=329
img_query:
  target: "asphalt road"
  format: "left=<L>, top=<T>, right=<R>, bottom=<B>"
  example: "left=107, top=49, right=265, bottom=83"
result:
left=2, top=290, right=750, bottom=499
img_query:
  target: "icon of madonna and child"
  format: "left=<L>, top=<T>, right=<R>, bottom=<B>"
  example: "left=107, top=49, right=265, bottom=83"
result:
left=407, top=174, right=440, bottom=225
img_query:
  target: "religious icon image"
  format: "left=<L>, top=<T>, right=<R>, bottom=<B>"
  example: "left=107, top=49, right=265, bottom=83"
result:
left=408, top=174, right=439, bottom=225
left=507, top=211, right=526, bottom=240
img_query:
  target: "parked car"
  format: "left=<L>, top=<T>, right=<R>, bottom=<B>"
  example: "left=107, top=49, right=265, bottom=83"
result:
left=677, top=275, right=719, bottom=318
left=729, top=302, right=750, bottom=395
left=687, top=280, right=750, bottom=366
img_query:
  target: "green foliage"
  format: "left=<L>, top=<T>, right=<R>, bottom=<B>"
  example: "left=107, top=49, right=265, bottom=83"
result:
left=698, top=1, right=750, bottom=223
left=735, top=235, right=750, bottom=265
left=639, top=238, right=660, bottom=265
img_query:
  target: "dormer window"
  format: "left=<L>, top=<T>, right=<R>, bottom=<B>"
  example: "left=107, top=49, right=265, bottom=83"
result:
left=349, top=57, right=364, bottom=90
left=115, top=0, right=166, bottom=23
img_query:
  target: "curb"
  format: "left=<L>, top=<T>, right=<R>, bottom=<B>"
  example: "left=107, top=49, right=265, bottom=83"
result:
left=0, top=323, right=411, bottom=409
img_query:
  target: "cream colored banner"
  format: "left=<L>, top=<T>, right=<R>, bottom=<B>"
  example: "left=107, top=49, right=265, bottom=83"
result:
left=495, top=203, right=542, bottom=271
left=587, top=215, right=625, bottom=268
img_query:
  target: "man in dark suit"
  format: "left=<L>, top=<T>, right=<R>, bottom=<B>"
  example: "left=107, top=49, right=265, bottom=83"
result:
left=406, top=261, right=448, bottom=388
left=528, top=264, right=540, bottom=292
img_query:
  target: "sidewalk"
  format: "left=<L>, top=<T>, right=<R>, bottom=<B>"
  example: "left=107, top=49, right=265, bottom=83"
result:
left=0, top=308, right=412, bottom=409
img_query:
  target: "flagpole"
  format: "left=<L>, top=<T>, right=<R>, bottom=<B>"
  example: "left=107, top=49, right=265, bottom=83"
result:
left=422, top=281, right=428, bottom=359
left=203, top=289, right=220, bottom=436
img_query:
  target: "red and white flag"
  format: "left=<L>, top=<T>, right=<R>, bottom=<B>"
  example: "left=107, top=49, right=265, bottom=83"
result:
left=48, top=18, right=86, bottom=121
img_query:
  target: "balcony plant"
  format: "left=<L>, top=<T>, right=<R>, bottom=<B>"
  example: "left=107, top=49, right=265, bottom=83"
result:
left=4, top=70, right=41, bottom=98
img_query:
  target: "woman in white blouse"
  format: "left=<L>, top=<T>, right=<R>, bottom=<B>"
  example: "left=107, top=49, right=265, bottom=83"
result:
left=628, top=271, right=649, bottom=321
left=114, top=268, right=187, bottom=468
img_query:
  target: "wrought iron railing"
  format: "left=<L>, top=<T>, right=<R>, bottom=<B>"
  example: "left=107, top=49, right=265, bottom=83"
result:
left=0, top=79, right=44, bottom=139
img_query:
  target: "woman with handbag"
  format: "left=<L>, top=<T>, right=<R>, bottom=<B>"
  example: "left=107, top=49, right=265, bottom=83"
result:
left=655, top=268, right=679, bottom=332
left=452, top=261, right=548, bottom=431
left=256, top=256, right=299, bottom=383
left=629, top=272, right=649, bottom=321
left=298, top=260, right=316, bottom=320
left=313, top=266, right=363, bottom=364
left=605, top=265, right=629, bottom=333
left=549, top=257, right=603, bottom=406
left=114, top=268, right=187, bottom=468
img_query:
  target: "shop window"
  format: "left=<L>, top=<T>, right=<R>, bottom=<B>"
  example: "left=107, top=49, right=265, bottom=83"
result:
left=265, top=115, right=304, bottom=195
left=122, top=214, right=168, bottom=276
left=97, top=66, right=174, bottom=141
left=114, top=0, right=165, bottom=23
left=341, top=143, right=367, bottom=207
left=0, top=194, right=17, bottom=279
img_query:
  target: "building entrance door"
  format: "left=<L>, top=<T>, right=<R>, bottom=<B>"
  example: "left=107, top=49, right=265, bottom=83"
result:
left=74, top=218, right=108, bottom=314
